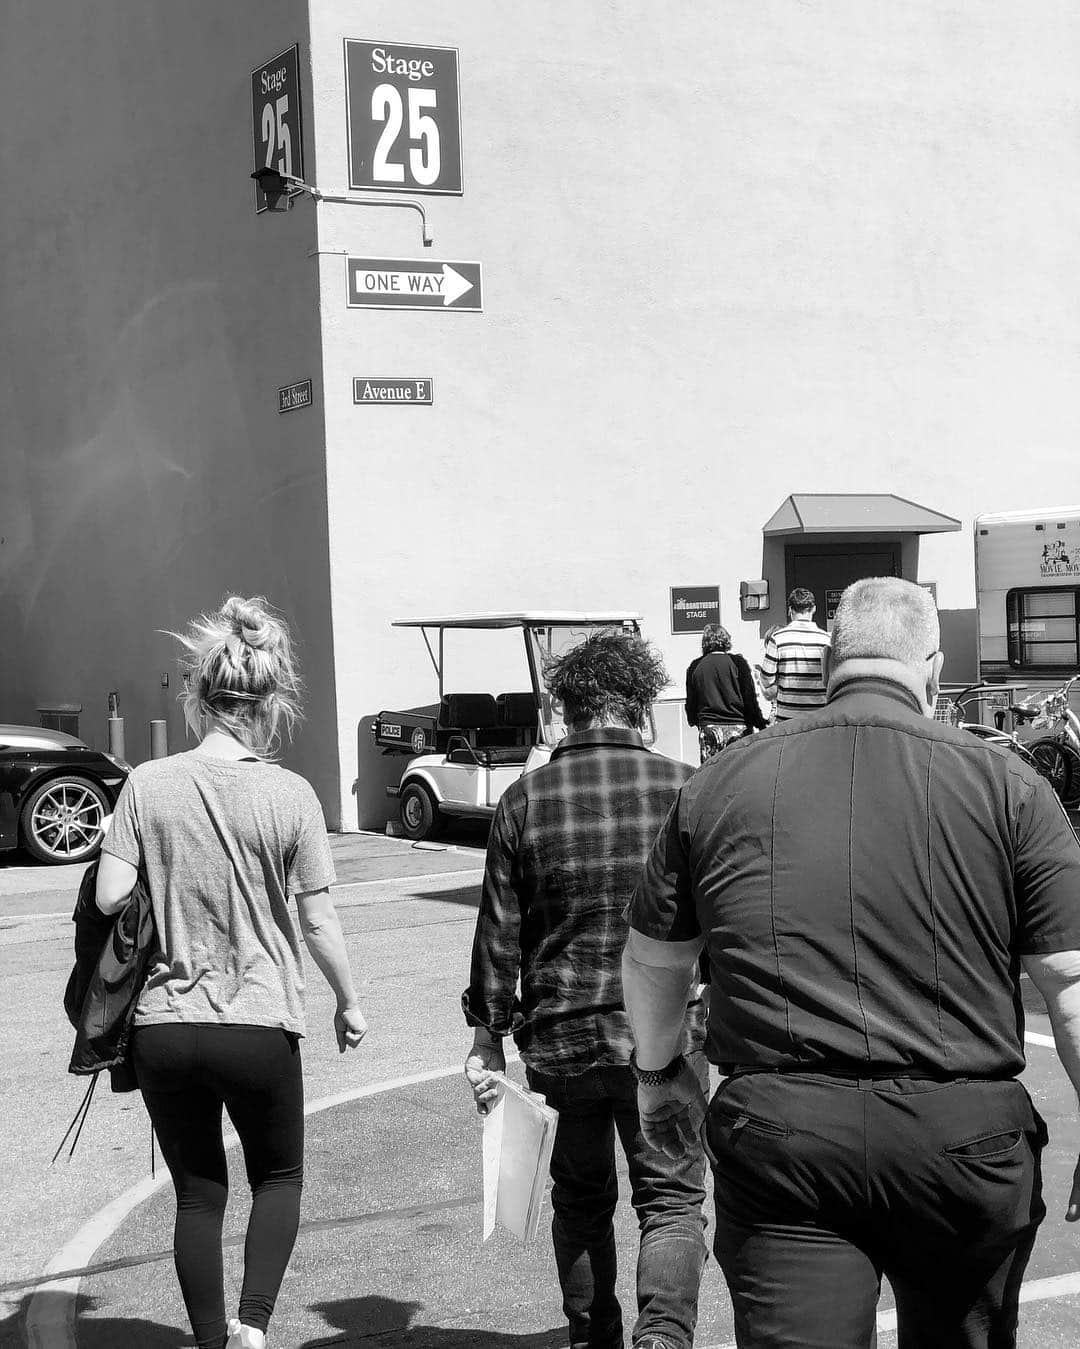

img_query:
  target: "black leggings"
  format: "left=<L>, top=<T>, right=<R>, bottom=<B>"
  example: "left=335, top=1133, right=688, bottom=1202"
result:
left=132, top=1024, right=304, bottom=1349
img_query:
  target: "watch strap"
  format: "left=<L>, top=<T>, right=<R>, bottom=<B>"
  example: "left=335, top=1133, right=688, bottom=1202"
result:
left=629, top=1050, right=685, bottom=1086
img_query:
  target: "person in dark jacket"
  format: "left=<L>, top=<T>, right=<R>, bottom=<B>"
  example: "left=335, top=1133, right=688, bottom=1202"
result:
left=685, top=625, right=767, bottom=763
left=65, top=856, right=155, bottom=1090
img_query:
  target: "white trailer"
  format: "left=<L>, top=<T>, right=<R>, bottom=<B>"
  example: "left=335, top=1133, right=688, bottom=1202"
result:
left=976, top=506, right=1080, bottom=698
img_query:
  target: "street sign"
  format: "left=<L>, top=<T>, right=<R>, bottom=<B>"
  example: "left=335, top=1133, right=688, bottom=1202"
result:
left=278, top=379, right=312, bottom=413
left=671, top=586, right=721, bottom=635
left=344, top=39, right=462, bottom=195
left=346, top=257, right=482, bottom=312
left=354, top=377, right=433, bottom=405
left=252, top=45, right=304, bottom=213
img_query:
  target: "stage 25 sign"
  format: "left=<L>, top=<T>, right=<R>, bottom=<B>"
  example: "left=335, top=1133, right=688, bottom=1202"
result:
left=251, top=45, right=304, bottom=211
left=344, top=40, right=462, bottom=195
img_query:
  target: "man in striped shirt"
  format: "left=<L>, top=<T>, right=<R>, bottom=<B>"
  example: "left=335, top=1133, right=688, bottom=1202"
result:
left=758, top=587, right=831, bottom=720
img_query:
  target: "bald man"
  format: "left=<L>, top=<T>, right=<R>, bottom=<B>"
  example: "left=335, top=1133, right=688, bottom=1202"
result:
left=622, top=577, right=1080, bottom=1349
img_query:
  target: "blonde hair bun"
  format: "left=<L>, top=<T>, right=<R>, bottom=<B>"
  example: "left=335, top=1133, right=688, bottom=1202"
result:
left=172, top=595, right=303, bottom=758
left=221, top=596, right=283, bottom=654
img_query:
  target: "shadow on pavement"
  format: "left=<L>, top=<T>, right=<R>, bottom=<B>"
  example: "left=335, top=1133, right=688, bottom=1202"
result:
left=303, top=1295, right=563, bottom=1347
left=402, top=882, right=482, bottom=910
left=0, top=1291, right=191, bottom=1347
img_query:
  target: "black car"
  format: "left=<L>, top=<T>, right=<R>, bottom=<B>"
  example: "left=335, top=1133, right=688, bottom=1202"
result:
left=0, top=725, right=130, bottom=864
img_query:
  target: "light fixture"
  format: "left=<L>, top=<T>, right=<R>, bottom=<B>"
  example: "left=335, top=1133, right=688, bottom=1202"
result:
left=250, top=167, right=433, bottom=246
left=740, top=580, right=770, bottom=612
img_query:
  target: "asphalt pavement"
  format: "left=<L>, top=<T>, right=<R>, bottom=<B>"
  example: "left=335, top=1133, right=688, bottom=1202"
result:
left=2, top=829, right=1080, bottom=1347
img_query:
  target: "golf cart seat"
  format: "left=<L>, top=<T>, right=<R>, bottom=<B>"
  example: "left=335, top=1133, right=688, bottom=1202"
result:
left=440, top=692, right=532, bottom=766
left=497, top=691, right=539, bottom=733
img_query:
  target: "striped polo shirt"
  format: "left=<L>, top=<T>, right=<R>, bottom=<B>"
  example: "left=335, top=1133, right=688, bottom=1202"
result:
left=760, top=618, right=831, bottom=719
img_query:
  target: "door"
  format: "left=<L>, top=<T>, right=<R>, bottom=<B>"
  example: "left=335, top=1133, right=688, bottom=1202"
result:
left=786, top=543, right=902, bottom=632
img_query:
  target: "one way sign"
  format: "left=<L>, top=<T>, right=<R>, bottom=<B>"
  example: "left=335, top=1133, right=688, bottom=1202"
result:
left=346, top=257, right=483, bottom=312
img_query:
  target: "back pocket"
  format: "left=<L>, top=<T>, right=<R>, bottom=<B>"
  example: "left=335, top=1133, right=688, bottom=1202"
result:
left=944, top=1130, right=1022, bottom=1160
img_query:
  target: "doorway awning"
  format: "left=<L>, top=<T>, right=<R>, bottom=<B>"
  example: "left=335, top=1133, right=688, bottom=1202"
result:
left=763, top=494, right=962, bottom=537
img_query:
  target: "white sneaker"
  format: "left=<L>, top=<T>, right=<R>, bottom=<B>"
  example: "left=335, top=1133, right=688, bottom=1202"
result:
left=225, top=1319, right=266, bottom=1349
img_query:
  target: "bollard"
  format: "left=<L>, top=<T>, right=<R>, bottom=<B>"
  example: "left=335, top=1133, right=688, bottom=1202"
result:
left=149, top=719, right=168, bottom=759
left=107, top=716, right=125, bottom=762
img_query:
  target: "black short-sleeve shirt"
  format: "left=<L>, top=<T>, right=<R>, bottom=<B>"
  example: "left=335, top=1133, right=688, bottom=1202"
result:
left=630, top=677, right=1080, bottom=1077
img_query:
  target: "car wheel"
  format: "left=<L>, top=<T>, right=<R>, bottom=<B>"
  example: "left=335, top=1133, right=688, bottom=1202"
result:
left=399, top=782, right=441, bottom=841
left=20, top=775, right=110, bottom=864
left=1028, top=739, right=1076, bottom=803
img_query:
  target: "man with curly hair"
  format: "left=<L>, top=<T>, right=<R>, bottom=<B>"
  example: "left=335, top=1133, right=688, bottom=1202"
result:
left=462, top=632, right=707, bottom=1349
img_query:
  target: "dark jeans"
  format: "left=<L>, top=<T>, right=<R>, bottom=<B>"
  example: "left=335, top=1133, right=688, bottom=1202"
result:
left=704, top=1073, right=1047, bottom=1349
left=132, top=1024, right=305, bottom=1349
left=526, top=1054, right=709, bottom=1349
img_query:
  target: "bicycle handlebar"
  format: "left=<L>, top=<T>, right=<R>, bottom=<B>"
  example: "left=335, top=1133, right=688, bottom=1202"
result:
left=948, top=683, right=1014, bottom=712
left=950, top=674, right=1079, bottom=712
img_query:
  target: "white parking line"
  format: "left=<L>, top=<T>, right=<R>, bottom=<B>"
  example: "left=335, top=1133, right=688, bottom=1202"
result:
left=332, top=867, right=483, bottom=889
left=24, top=1056, right=517, bottom=1349
left=0, top=912, right=72, bottom=923
left=2, top=870, right=485, bottom=927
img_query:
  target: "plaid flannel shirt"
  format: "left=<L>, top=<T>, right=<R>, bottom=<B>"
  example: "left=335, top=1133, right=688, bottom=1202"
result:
left=461, top=726, right=705, bottom=1073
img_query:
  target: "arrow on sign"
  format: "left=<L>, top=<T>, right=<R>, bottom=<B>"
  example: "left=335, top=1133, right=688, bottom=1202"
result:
left=346, top=257, right=483, bottom=312
left=350, top=263, right=473, bottom=305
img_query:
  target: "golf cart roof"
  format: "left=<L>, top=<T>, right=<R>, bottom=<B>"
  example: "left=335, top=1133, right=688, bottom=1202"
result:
left=391, top=612, right=643, bottom=630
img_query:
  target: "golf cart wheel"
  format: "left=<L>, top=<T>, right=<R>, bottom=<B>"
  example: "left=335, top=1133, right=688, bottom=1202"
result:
left=1027, top=738, right=1076, bottom=803
left=399, top=782, right=441, bottom=841
left=21, top=775, right=109, bottom=865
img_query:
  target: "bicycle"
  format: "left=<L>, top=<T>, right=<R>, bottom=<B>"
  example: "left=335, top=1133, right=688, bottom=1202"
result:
left=934, top=683, right=1076, bottom=803
left=1013, top=674, right=1080, bottom=808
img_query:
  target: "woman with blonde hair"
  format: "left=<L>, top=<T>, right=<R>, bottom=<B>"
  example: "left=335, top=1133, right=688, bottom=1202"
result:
left=96, top=595, right=366, bottom=1349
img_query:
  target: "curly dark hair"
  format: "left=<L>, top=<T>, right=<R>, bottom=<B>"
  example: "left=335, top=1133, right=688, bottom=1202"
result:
left=544, top=632, right=669, bottom=730
left=701, top=624, right=732, bottom=655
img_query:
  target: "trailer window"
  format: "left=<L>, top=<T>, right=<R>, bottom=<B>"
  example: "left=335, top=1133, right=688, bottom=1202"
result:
left=1006, top=588, right=1080, bottom=667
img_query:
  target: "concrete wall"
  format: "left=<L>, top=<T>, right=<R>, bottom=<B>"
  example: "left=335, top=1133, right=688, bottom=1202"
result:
left=307, top=0, right=1080, bottom=825
left=0, top=2, right=342, bottom=820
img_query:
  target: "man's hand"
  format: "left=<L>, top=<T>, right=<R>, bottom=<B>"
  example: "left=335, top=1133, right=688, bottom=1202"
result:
left=638, top=1059, right=707, bottom=1159
left=1068, top=1155, right=1080, bottom=1222
left=465, top=1037, right=506, bottom=1115
left=334, top=1005, right=367, bottom=1053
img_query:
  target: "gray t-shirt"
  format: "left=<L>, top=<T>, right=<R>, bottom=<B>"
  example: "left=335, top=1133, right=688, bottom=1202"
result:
left=103, top=751, right=336, bottom=1035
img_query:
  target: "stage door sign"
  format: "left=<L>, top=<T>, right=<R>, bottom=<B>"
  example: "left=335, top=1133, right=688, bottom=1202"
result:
left=671, top=587, right=721, bottom=634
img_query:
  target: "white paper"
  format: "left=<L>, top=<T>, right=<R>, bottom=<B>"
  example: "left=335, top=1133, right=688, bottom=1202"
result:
left=480, top=1075, right=558, bottom=1245
left=481, top=1093, right=505, bottom=1241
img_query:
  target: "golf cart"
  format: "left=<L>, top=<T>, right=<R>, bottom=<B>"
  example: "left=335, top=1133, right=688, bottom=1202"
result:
left=373, top=612, right=646, bottom=840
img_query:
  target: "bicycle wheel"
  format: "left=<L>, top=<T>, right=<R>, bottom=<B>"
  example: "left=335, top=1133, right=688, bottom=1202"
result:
left=1027, top=738, right=1077, bottom=803
left=1064, top=744, right=1080, bottom=809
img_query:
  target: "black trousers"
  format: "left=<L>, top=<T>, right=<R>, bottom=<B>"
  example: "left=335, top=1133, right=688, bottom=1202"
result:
left=132, top=1024, right=305, bottom=1349
left=704, top=1073, right=1047, bottom=1349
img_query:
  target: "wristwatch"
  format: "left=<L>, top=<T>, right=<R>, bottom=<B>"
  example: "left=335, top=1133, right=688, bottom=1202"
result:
left=628, top=1050, right=685, bottom=1086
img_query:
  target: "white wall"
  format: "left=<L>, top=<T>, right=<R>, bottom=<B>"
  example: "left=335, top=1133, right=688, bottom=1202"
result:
left=307, top=1, right=1080, bottom=825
